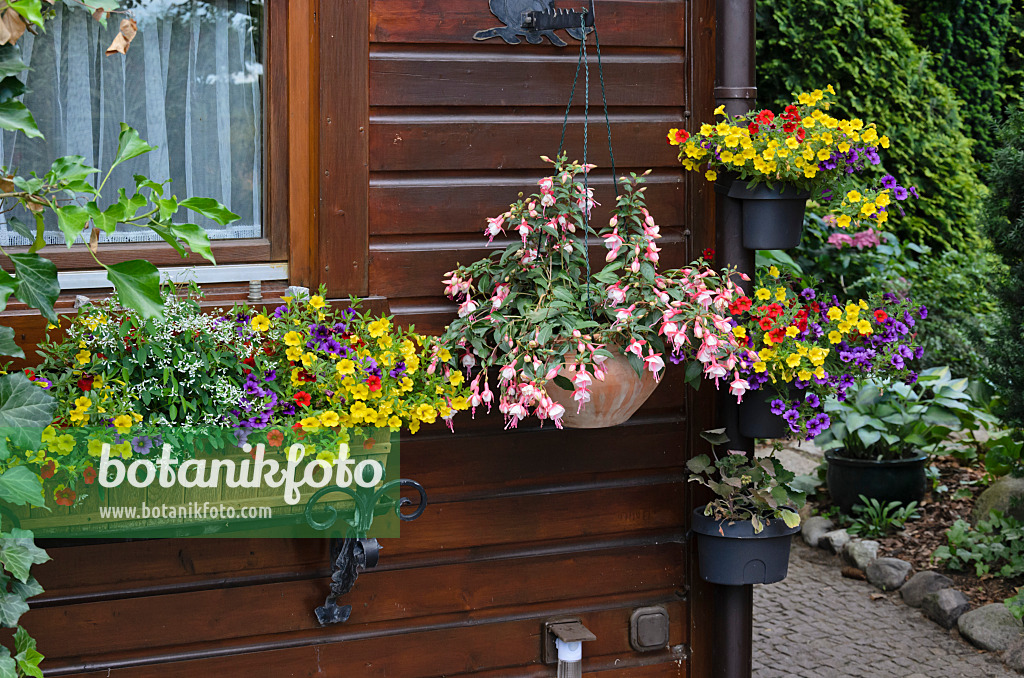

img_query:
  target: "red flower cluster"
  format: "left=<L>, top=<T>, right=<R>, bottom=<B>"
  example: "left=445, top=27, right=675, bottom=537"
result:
left=781, top=105, right=801, bottom=134
left=667, top=128, right=690, bottom=145
left=366, top=375, right=382, bottom=392
left=78, top=374, right=94, bottom=391
left=293, top=391, right=312, bottom=407
left=728, top=295, right=752, bottom=315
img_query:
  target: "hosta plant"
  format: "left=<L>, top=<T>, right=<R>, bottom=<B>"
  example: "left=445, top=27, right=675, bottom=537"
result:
left=438, top=155, right=755, bottom=428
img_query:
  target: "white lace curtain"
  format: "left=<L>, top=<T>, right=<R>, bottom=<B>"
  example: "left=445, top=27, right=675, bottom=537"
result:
left=0, top=0, right=262, bottom=246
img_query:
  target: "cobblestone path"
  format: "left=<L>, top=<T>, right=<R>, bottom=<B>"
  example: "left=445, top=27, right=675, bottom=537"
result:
left=752, top=542, right=1018, bottom=678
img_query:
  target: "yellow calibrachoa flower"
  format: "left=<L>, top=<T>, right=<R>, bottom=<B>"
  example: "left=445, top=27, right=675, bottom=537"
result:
left=732, top=326, right=747, bottom=339
left=284, top=331, right=303, bottom=347
left=76, top=349, right=91, bottom=365
left=785, top=354, right=801, bottom=368
left=857, top=319, right=873, bottom=334
left=251, top=314, right=271, bottom=332
left=301, top=352, right=318, bottom=367
left=309, top=295, right=326, bottom=310
left=755, top=288, right=772, bottom=301
left=797, top=369, right=813, bottom=381
left=319, top=411, right=341, bottom=428
left=846, top=190, right=862, bottom=203
left=286, top=346, right=303, bottom=362
left=775, top=288, right=787, bottom=302
left=827, top=307, right=843, bottom=322
left=74, top=396, right=92, bottom=411
left=368, top=318, right=390, bottom=339
left=335, top=359, right=355, bottom=376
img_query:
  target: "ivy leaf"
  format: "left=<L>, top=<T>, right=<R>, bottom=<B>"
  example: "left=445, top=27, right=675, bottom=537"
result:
left=0, top=589, right=29, bottom=627
left=7, top=0, right=44, bottom=28
left=0, top=646, right=14, bottom=678
left=0, top=372, right=57, bottom=451
left=0, top=468, right=44, bottom=508
left=9, top=253, right=58, bottom=322
left=0, top=327, right=23, bottom=359
left=0, top=100, right=40, bottom=138
left=178, top=197, right=239, bottom=225
left=0, top=270, right=19, bottom=316
left=86, top=201, right=118, bottom=234
left=4, top=216, right=32, bottom=243
left=104, top=259, right=163, bottom=318
left=111, top=124, right=154, bottom=169
left=0, top=543, right=33, bottom=582
left=47, top=155, right=98, bottom=185
left=55, top=205, right=90, bottom=247
left=170, top=222, right=216, bottom=264
left=10, top=576, right=42, bottom=600
left=0, top=45, right=26, bottom=79
left=12, top=626, right=42, bottom=678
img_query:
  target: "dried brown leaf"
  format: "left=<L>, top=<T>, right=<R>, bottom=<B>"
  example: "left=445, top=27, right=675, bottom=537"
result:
left=92, top=8, right=105, bottom=22
left=105, top=18, right=137, bottom=56
left=88, top=227, right=99, bottom=255
left=869, top=593, right=887, bottom=601
left=25, top=199, right=44, bottom=213
left=0, top=176, right=14, bottom=193
left=0, top=9, right=26, bottom=45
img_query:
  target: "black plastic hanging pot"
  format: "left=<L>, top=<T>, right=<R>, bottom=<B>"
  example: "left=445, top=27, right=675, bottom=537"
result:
left=716, top=179, right=810, bottom=250
left=737, top=387, right=790, bottom=440
left=691, top=506, right=800, bottom=585
left=824, top=449, right=929, bottom=515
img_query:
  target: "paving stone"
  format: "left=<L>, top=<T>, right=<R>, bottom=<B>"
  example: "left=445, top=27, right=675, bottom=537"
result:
left=752, top=541, right=1019, bottom=678
left=921, top=588, right=971, bottom=629
left=900, top=570, right=956, bottom=608
left=866, top=556, right=913, bottom=591
left=842, top=539, right=880, bottom=571
left=957, top=603, right=1023, bottom=652
left=1003, top=634, right=1024, bottom=672
left=801, top=515, right=833, bottom=547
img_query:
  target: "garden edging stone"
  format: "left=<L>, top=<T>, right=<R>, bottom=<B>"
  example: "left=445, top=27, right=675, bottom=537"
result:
left=801, top=516, right=833, bottom=547
left=957, top=603, right=1024, bottom=652
left=842, top=538, right=880, bottom=571
left=922, top=589, right=971, bottom=629
left=900, top=571, right=956, bottom=608
left=866, top=557, right=913, bottom=591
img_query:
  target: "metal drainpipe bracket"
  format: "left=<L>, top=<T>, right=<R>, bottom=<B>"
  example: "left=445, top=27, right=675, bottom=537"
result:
left=542, top=618, right=597, bottom=664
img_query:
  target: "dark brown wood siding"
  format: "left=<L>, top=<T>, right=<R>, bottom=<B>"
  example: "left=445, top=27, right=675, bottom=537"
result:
left=20, top=1, right=718, bottom=676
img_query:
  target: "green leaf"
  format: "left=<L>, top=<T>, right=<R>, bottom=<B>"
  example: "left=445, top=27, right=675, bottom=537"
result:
left=686, top=454, right=713, bottom=475
left=12, top=625, right=42, bottom=678
left=551, top=374, right=573, bottom=391
left=0, top=646, right=14, bottom=678
left=0, top=46, right=26, bottom=79
left=86, top=201, right=118, bottom=234
left=780, top=508, right=801, bottom=528
left=843, top=413, right=869, bottom=432
left=0, top=467, right=44, bottom=508
left=0, top=327, right=23, bottom=359
left=9, top=253, right=58, bottom=322
left=0, top=372, right=57, bottom=451
left=104, top=260, right=163, bottom=318
left=10, top=576, right=42, bottom=601
left=7, top=0, right=45, bottom=28
left=0, top=544, right=33, bottom=583
left=684, top=360, right=703, bottom=389
left=169, top=223, right=216, bottom=264
left=856, top=427, right=882, bottom=448
left=4, top=217, right=32, bottom=243
left=47, top=155, right=98, bottom=185
left=0, top=270, right=19, bottom=317
left=112, top=124, right=155, bottom=169
left=0, top=100, right=40, bottom=138
left=921, top=406, right=962, bottom=429
left=179, top=197, right=240, bottom=225
left=55, top=205, right=90, bottom=246
left=0, top=76, right=25, bottom=103
left=699, top=427, right=731, bottom=446
left=0, top=589, right=29, bottom=627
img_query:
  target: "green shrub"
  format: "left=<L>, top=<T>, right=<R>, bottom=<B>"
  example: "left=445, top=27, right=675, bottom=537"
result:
left=898, top=0, right=1013, bottom=165
left=756, top=0, right=986, bottom=252
left=984, top=108, right=1024, bottom=429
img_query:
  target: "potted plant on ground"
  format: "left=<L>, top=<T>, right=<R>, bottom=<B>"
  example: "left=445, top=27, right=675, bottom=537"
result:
left=814, top=365, right=996, bottom=514
left=687, top=428, right=805, bottom=585
left=728, top=267, right=926, bottom=440
left=668, top=86, right=917, bottom=249
left=437, top=154, right=755, bottom=429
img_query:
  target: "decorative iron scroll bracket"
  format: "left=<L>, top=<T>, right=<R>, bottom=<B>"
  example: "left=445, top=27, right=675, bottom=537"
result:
left=305, top=479, right=428, bottom=625
left=473, top=0, right=594, bottom=47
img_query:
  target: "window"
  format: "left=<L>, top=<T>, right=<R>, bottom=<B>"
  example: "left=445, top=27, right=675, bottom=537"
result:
left=0, top=0, right=263, bottom=248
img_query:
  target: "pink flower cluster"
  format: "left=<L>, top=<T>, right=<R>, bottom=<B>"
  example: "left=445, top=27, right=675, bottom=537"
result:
left=827, top=228, right=881, bottom=249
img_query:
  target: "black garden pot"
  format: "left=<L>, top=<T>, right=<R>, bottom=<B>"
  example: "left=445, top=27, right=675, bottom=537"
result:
left=737, top=388, right=789, bottom=440
left=825, top=449, right=929, bottom=515
left=717, top=180, right=810, bottom=250
left=691, top=506, right=800, bottom=585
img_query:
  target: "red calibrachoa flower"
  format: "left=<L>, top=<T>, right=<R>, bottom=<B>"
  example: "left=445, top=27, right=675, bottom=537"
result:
left=77, top=374, right=94, bottom=391
left=758, top=316, right=774, bottom=331
left=366, top=375, right=382, bottom=392
left=40, top=460, right=56, bottom=479
left=55, top=486, right=76, bottom=507
left=291, top=422, right=307, bottom=441
left=874, top=310, right=888, bottom=322
left=266, top=429, right=285, bottom=447
left=729, top=296, right=752, bottom=315
left=702, top=247, right=716, bottom=260
left=293, top=391, right=312, bottom=407
left=666, top=128, right=690, bottom=145
left=768, top=327, right=787, bottom=344
left=82, top=467, right=97, bottom=485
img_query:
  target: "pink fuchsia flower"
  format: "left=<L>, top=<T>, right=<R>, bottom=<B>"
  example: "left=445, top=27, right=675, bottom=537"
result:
left=645, top=241, right=661, bottom=263
left=458, top=298, right=478, bottom=318
left=614, top=304, right=637, bottom=322
left=538, top=176, right=554, bottom=193
left=517, top=219, right=532, bottom=244
left=491, top=284, right=510, bottom=310
left=607, top=282, right=628, bottom=305
left=644, top=348, right=665, bottom=381
left=485, top=215, right=505, bottom=242
left=729, top=377, right=750, bottom=401
left=626, top=338, right=646, bottom=358
left=603, top=231, right=624, bottom=262
left=499, top=364, right=517, bottom=381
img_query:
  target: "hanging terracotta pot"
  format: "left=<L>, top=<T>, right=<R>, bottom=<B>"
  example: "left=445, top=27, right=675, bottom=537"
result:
left=546, top=350, right=660, bottom=429
left=718, top=179, right=810, bottom=250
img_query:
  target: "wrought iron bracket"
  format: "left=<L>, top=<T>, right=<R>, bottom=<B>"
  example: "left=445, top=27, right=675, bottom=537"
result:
left=305, top=479, right=428, bottom=625
left=474, top=0, right=594, bottom=47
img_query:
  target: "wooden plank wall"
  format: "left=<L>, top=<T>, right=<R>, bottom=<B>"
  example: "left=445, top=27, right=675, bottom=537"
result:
left=19, top=1, right=717, bottom=676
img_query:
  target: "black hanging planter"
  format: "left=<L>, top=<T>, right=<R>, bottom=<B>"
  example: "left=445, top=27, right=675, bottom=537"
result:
left=716, top=179, right=810, bottom=250
left=691, top=507, right=800, bottom=585
left=737, top=388, right=789, bottom=440
left=825, top=449, right=929, bottom=515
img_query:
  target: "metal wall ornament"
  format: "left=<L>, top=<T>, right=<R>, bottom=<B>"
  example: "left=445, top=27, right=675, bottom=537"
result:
left=474, top=0, right=594, bottom=46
